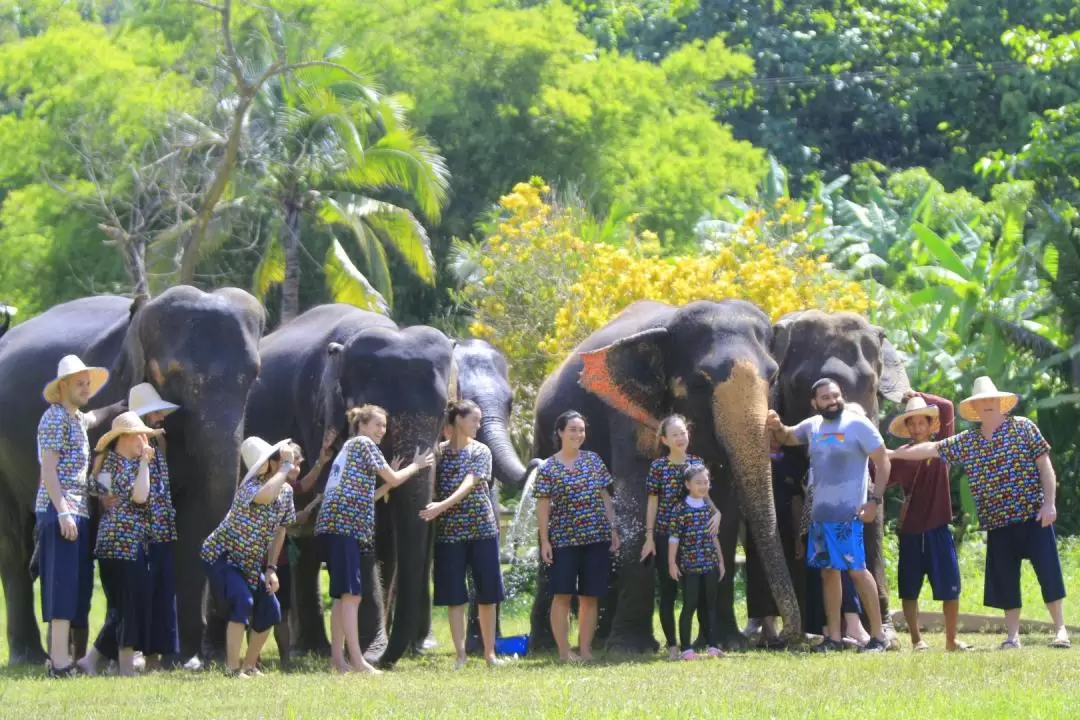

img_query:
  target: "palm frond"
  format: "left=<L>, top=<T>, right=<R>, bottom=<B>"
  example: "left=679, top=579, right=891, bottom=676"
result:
left=348, top=127, right=449, bottom=222
left=321, top=194, right=435, bottom=285
left=318, top=195, right=395, bottom=302
left=324, top=237, right=390, bottom=315
left=252, top=234, right=285, bottom=300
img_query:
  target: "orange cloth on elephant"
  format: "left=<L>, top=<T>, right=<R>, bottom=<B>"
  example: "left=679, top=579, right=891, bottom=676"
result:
left=887, top=392, right=955, bottom=534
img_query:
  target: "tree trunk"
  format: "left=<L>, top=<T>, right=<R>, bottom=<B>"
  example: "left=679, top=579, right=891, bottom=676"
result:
left=280, top=202, right=302, bottom=324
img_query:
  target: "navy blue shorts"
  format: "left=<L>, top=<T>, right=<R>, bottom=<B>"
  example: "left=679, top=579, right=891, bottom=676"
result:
left=274, top=563, right=293, bottom=615
left=807, top=520, right=866, bottom=571
left=147, top=541, right=179, bottom=655
left=898, top=525, right=961, bottom=602
left=433, top=537, right=505, bottom=607
left=36, top=509, right=93, bottom=627
left=93, top=552, right=151, bottom=658
left=204, top=556, right=281, bottom=632
left=549, top=542, right=610, bottom=598
left=320, top=533, right=376, bottom=599
left=984, top=519, right=1066, bottom=610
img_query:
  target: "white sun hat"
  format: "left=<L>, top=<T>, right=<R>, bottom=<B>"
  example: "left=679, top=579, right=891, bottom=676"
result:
left=95, top=411, right=164, bottom=452
left=43, top=354, right=109, bottom=405
left=888, top=396, right=941, bottom=439
left=958, top=376, right=1019, bottom=423
left=240, top=436, right=294, bottom=485
left=128, top=383, right=180, bottom=418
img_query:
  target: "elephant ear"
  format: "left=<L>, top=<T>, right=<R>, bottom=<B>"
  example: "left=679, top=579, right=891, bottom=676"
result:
left=875, top=327, right=911, bottom=403
left=447, top=342, right=460, bottom=403
left=768, top=311, right=805, bottom=414
left=578, top=327, right=670, bottom=430
left=319, top=342, right=349, bottom=434
left=121, top=293, right=154, bottom=387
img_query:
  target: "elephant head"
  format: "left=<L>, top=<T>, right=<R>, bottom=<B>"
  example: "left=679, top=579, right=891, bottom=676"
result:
left=576, top=299, right=802, bottom=643
left=322, top=323, right=455, bottom=666
left=770, top=310, right=911, bottom=425
left=119, top=285, right=265, bottom=659
left=453, top=340, right=527, bottom=490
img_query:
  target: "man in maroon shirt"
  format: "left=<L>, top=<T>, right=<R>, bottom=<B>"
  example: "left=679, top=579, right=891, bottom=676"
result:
left=888, top=391, right=971, bottom=651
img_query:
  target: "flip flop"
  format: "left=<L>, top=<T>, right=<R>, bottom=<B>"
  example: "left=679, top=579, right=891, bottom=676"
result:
left=947, top=641, right=975, bottom=652
left=912, top=640, right=930, bottom=652
left=998, top=639, right=1021, bottom=650
left=1049, top=637, right=1071, bottom=649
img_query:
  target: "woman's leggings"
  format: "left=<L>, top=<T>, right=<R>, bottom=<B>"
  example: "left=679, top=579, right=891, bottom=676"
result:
left=680, top=571, right=719, bottom=651
left=657, top=534, right=708, bottom=648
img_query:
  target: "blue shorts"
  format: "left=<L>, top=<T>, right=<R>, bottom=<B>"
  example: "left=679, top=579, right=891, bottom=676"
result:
left=36, top=509, right=93, bottom=627
left=433, top=537, right=505, bottom=607
left=147, top=541, right=179, bottom=655
left=93, top=553, right=151, bottom=658
left=274, top=562, right=293, bottom=615
left=320, top=534, right=376, bottom=599
left=984, top=519, right=1066, bottom=610
left=549, top=542, right=610, bottom=597
left=807, top=521, right=866, bottom=571
left=204, top=556, right=281, bottom=632
left=898, top=525, right=961, bottom=602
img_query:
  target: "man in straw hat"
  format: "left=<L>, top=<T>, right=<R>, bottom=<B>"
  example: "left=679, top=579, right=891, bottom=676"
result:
left=767, top=380, right=893, bottom=653
left=35, top=354, right=124, bottom=676
left=890, top=376, right=1069, bottom=650
left=200, top=436, right=297, bottom=677
left=887, top=390, right=970, bottom=652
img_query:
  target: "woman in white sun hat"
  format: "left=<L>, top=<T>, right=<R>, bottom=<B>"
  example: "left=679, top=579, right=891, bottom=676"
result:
left=200, top=436, right=297, bottom=677
left=35, top=354, right=124, bottom=677
left=75, top=411, right=161, bottom=676
left=890, top=376, right=1069, bottom=650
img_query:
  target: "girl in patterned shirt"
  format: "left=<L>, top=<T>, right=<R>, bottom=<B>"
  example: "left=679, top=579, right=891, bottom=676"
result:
left=75, top=412, right=160, bottom=677
left=420, top=400, right=505, bottom=669
left=668, top=465, right=726, bottom=660
left=535, top=411, right=619, bottom=662
left=315, top=405, right=434, bottom=674
left=639, top=415, right=720, bottom=659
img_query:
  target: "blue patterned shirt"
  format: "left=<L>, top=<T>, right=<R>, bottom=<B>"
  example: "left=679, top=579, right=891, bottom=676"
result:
left=35, top=404, right=90, bottom=517
left=94, top=452, right=151, bottom=560
left=534, top=451, right=613, bottom=548
left=201, top=474, right=296, bottom=590
left=314, top=436, right=389, bottom=547
left=147, top=438, right=177, bottom=543
left=435, top=440, right=498, bottom=543
left=647, top=455, right=705, bottom=537
left=670, top=498, right=720, bottom=574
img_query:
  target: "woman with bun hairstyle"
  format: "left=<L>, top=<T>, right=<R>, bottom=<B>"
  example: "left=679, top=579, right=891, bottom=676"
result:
left=420, top=400, right=505, bottom=669
left=534, top=411, right=619, bottom=662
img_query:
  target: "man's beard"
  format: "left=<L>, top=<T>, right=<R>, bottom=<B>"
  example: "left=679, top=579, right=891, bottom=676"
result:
left=820, top=402, right=844, bottom=420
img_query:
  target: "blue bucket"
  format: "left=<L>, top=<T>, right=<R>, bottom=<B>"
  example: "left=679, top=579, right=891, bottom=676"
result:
left=495, top=634, right=529, bottom=656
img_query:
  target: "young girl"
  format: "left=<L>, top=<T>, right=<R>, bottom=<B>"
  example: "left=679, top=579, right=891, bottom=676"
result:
left=420, top=400, right=505, bottom=669
left=640, top=415, right=720, bottom=659
left=76, top=411, right=160, bottom=676
left=200, top=437, right=297, bottom=677
left=314, top=405, right=434, bottom=674
left=534, top=411, right=619, bottom=662
left=668, top=465, right=725, bottom=660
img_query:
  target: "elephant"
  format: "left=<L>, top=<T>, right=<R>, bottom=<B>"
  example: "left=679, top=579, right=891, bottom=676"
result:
left=529, top=299, right=802, bottom=651
left=242, top=304, right=454, bottom=667
left=768, top=309, right=911, bottom=637
left=0, top=286, right=264, bottom=664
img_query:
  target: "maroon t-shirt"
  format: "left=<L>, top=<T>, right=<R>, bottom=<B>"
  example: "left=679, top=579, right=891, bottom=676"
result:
left=888, top=392, right=955, bottom=534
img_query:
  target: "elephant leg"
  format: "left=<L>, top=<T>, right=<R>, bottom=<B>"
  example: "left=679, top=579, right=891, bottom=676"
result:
left=413, top=533, right=435, bottom=653
left=358, top=552, right=388, bottom=662
left=0, top=499, right=45, bottom=664
left=292, top=535, right=330, bottom=655
left=709, top=483, right=748, bottom=651
left=528, top=550, right=556, bottom=650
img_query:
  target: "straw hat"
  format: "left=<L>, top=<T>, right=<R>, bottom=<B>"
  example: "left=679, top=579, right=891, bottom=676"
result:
left=95, top=411, right=164, bottom=451
left=958, top=376, right=1019, bottom=423
left=128, top=383, right=180, bottom=418
left=241, top=436, right=294, bottom=485
left=43, top=355, right=109, bottom=405
left=888, top=396, right=940, bottom=439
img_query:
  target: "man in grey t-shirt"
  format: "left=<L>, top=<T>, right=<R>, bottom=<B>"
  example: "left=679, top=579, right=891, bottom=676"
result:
left=767, top=379, right=892, bottom=653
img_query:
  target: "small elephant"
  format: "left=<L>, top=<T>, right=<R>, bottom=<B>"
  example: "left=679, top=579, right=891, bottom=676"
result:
left=768, top=309, right=911, bottom=634
left=242, top=304, right=454, bottom=667
left=530, top=299, right=802, bottom=651
left=0, top=286, right=264, bottom=664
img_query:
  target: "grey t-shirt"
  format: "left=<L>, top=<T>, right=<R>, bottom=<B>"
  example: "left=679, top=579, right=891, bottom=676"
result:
left=794, top=411, right=884, bottom=523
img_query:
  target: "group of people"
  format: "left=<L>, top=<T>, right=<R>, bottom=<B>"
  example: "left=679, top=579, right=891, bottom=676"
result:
left=30, top=349, right=1071, bottom=679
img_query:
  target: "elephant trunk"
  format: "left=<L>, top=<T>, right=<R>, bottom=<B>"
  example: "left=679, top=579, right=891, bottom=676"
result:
left=712, top=360, right=802, bottom=643
left=476, top=403, right=527, bottom=491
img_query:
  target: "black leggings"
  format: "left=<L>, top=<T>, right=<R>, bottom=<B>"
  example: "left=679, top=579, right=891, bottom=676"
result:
left=656, top=535, right=708, bottom=648
left=680, top=571, right=719, bottom=651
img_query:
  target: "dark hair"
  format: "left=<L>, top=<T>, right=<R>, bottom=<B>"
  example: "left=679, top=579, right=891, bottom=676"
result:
left=682, top=464, right=709, bottom=497
left=810, top=378, right=840, bottom=399
left=89, top=437, right=120, bottom=480
left=658, top=414, right=688, bottom=455
left=552, top=410, right=586, bottom=451
left=347, top=404, right=388, bottom=437
left=446, top=399, right=481, bottom=426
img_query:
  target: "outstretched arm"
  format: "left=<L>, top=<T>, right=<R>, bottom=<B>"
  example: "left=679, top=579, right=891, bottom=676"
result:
left=766, top=410, right=804, bottom=446
left=889, top=442, right=941, bottom=462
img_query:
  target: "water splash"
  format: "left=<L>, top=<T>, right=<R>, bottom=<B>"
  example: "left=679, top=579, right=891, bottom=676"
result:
left=502, top=465, right=540, bottom=604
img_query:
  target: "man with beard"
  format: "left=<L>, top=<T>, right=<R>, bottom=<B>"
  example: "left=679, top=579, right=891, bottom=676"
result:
left=767, top=379, right=892, bottom=653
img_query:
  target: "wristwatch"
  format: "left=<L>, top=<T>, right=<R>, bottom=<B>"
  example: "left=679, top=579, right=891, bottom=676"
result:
left=871, top=495, right=883, bottom=505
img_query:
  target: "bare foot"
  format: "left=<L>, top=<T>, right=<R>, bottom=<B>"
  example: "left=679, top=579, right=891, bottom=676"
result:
left=331, top=660, right=353, bottom=673
left=560, top=651, right=582, bottom=663
left=75, top=657, right=98, bottom=677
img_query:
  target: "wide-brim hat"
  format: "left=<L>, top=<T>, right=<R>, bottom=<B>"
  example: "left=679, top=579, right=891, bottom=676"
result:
left=888, top=396, right=940, bottom=439
left=129, top=382, right=180, bottom=418
left=241, top=436, right=293, bottom=485
left=958, top=376, right=1019, bottom=423
left=43, top=355, right=109, bottom=405
left=95, top=411, right=164, bottom=451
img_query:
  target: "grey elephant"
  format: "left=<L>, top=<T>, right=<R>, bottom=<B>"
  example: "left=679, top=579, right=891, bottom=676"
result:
left=0, top=287, right=264, bottom=664
left=529, top=299, right=802, bottom=651
left=768, top=309, right=911, bottom=637
left=241, top=304, right=454, bottom=667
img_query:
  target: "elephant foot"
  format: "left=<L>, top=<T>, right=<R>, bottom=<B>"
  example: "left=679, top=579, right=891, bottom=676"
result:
left=604, top=630, right=659, bottom=654
left=7, top=643, right=47, bottom=666
left=701, top=628, right=749, bottom=652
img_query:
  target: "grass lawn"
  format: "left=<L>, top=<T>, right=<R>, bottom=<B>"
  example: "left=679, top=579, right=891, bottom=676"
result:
left=0, top=535, right=1078, bottom=718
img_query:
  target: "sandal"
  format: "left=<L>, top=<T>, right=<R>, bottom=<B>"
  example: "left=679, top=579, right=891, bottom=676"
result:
left=1049, top=636, right=1071, bottom=649
left=998, top=639, right=1021, bottom=650
left=947, top=641, right=975, bottom=652
left=912, top=640, right=930, bottom=652
left=46, top=661, right=78, bottom=679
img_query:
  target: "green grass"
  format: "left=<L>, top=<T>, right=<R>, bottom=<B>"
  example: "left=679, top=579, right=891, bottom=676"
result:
left=0, top=537, right=1078, bottom=718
